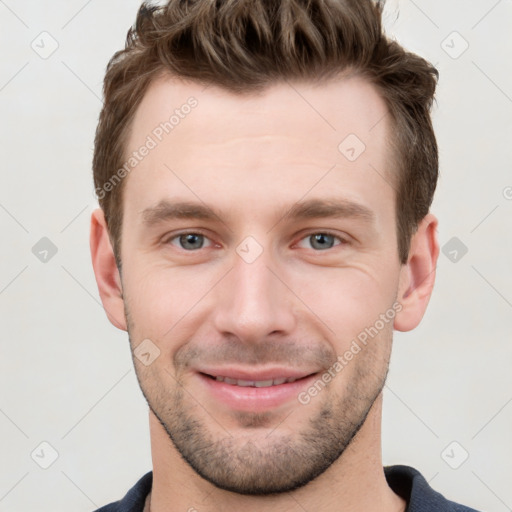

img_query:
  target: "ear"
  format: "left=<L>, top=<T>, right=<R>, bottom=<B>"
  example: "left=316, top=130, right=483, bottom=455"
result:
left=90, top=208, right=127, bottom=331
left=394, top=213, right=439, bottom=332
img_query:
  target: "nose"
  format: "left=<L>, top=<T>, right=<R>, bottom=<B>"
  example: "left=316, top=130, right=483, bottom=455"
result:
left=212, top=243, right=297, bottom=344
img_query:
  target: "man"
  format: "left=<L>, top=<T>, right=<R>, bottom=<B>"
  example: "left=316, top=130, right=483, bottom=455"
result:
left=90, top=1, right=480, bottom=511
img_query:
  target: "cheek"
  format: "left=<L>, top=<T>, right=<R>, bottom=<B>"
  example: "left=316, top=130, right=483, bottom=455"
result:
left=292, top=264, right=399, bottom=342
left=123, top=264, right=216, bottom=339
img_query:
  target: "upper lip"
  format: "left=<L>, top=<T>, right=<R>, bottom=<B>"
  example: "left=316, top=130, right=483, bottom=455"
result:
left=197, top=367, right=319, bottom=381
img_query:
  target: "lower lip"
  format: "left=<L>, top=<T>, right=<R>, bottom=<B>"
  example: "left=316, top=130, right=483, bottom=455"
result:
left=197, top=373, right=318, bottom=412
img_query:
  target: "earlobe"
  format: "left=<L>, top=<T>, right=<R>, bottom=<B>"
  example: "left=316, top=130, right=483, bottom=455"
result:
left=89, top=208, right=127, bottom=331
left=394, top=213, right=439, bottom=332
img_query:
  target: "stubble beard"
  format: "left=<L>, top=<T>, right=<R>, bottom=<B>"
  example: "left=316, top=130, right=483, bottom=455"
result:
left=128, top=327, right=391, bottom=495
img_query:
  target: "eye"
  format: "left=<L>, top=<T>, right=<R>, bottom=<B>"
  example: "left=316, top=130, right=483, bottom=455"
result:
left=165, top=232, right=214, bottom=251
left=296, top=232, right=347, bottom=251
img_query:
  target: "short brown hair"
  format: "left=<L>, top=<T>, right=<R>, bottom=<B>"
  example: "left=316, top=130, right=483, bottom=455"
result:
left=93, top=0, right=439, bottom=266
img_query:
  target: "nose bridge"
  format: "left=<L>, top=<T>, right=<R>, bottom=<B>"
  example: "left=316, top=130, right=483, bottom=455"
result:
left=212, top=238, right=296, bottom=342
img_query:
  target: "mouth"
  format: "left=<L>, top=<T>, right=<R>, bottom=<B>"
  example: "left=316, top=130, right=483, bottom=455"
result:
left=196, top=369, right=320, bottom=412
left=203, top=374, right=307, bottom=387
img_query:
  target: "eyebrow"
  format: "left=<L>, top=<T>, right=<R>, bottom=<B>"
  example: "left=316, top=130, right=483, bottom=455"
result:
left=283, top=198, right=375, bottom=223
left=141, top=200, right=222, bottom=226
left=141, top=198, right=375, bottom=227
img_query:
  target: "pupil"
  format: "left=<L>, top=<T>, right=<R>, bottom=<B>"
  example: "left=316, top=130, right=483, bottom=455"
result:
left=181, top=234, right=203, bottom=250
left=312, top=233, right=333, bottom=250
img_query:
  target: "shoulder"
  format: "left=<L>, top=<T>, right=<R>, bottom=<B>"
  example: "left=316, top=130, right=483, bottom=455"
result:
left=384, top=465, right=481, bottom=512
left=92, top=471, right=153, bottom=512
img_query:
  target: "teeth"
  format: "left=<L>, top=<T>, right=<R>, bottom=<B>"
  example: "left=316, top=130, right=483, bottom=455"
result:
left=254, top=380, right=274, bottom=388
left=237, top=380, right=255, bottom=387
left=213, top=376, right=299, bottom=387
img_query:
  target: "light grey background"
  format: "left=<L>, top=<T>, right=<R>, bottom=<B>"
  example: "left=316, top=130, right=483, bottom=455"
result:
left=1, top=1, right=511, bottom=511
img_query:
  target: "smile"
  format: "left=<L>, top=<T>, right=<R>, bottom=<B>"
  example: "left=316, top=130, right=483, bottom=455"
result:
left=197, top=370, right=319, bottom=411
left=212, top=376, right=299, bottom=387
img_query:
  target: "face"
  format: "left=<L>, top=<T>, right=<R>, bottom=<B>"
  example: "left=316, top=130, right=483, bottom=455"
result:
left=117, top=74, right=403, bottom=494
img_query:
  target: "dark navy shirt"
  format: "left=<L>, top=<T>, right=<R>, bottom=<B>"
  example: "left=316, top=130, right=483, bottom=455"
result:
left=93, top=465, right=481, bottom=511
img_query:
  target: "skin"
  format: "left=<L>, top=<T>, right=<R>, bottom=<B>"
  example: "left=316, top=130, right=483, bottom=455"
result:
left=90, top=73, right=439, bottom=512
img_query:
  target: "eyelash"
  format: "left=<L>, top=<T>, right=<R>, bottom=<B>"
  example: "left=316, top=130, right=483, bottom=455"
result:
left=163, top=230, right=349, bottom=252
left=295, top=231, right=348, bottom=250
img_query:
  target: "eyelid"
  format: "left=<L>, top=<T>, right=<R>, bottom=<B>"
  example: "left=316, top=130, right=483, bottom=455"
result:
left=294, top=230, right=350, bottom=250
left=162, top=229, right=350, bottom=251
left=163, top=230, right=216, bottom=248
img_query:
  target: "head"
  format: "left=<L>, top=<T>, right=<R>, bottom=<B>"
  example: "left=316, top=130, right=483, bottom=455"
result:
left=91, top=0, right=439, bottom=496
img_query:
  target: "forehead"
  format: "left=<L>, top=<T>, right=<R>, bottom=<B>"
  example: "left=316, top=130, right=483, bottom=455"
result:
left=129, top=72, right=390, bottom=146
left=122, top=73, right=394, bottom=222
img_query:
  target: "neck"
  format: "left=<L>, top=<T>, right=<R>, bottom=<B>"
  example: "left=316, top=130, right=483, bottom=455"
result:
left=146, top=395, right=406, bottom=512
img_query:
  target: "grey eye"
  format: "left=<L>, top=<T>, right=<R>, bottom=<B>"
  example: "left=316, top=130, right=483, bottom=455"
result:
left=179, top=233, right=204, bottom=250
left=308, top=233, right=337, bottom=250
